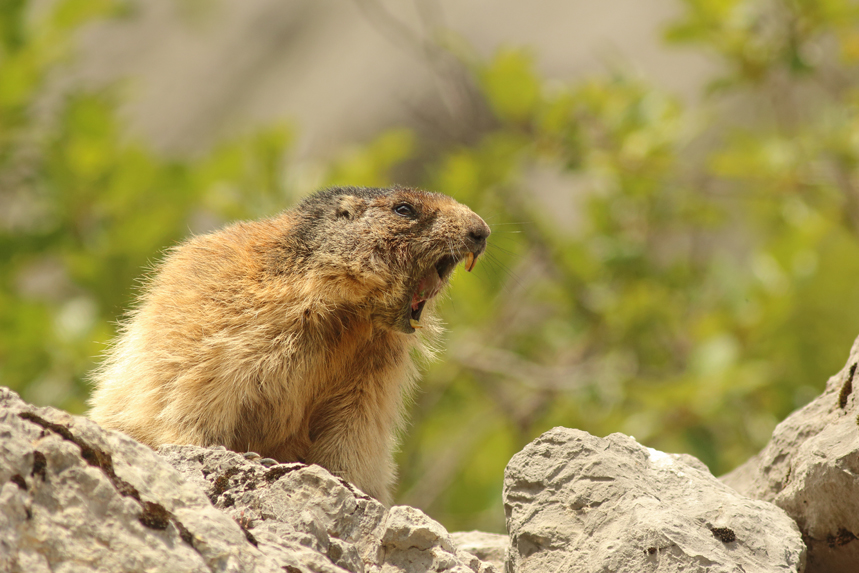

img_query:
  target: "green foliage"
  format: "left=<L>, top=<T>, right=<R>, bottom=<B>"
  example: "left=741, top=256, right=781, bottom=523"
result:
left=3, top=0, right=859, bottom=536
left=478, top=48, right=541, bottom=123
left=394, top=1, right=859, bottom=531
left=0, top=0, right=291, bottom=411
left=326, top=128, right=415, bottom=188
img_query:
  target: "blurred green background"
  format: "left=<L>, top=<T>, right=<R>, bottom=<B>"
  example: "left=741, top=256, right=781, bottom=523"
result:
left=3, top=0, right=859, bottom=533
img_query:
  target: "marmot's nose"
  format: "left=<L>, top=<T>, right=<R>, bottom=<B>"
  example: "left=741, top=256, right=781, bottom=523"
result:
left=466, top=217, right=491, bottom=252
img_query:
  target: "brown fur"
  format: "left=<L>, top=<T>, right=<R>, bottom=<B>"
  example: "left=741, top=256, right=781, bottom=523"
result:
left=88, top=186, right=489, bottom=504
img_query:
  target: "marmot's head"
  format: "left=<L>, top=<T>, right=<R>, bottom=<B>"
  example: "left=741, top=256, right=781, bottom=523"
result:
left=288, top=186, right=490, bottom=334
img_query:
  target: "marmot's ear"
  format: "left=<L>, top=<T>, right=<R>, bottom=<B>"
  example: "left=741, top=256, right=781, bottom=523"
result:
left=335, top=195, right=366, bottom=220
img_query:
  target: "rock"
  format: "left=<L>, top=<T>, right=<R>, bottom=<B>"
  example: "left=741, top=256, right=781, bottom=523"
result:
left=0, top=387, right=497, bottom=573
left=504, top=427, right=806, bottom=573
left=0, top=387, right=282, bottom=573
left=160, top=444, right=497, bottom=573
left=449, top=531, right=508, bottom=572
left=721, top=335, right=859, bottom=573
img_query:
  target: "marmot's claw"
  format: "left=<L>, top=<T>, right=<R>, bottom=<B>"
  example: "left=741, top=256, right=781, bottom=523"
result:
left=465, top=252, right=477, bottom=272
left=409, top=318, right=423, bottom=330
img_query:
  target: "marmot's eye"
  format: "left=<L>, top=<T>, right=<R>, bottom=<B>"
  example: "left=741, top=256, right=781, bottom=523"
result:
left=393, top=203, right=416, bottom=218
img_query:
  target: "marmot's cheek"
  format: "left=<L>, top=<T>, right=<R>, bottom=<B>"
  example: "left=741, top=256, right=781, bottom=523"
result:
left=394, top=311, right=417, bottom=334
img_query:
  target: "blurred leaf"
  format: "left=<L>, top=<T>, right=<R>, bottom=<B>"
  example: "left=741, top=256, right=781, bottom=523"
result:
left=478, top=48, right=541, bottom=124
left=326, top=128, right=415, bottom=188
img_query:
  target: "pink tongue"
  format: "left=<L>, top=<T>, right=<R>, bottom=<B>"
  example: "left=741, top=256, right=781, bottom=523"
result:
left=412, top=268, right=441, bottom=310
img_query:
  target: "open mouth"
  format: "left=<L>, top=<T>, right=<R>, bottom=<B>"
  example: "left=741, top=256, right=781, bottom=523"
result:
left=407, top=252, right=478, bottom=331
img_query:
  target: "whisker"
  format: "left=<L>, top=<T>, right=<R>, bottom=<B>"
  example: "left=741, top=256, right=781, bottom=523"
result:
left=483, top=244, right=518, bottom=256
left=468, top=251, right=525, bottom=293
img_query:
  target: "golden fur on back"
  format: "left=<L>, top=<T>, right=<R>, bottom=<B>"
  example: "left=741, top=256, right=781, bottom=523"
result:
left=89, top=186, right=490, bottom=503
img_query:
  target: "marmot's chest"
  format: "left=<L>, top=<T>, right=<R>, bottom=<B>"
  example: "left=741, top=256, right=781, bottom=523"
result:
left=310, top=326, right=409, bottom=391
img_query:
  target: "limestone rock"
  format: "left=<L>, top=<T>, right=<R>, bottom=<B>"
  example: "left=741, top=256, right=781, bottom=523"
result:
left=0, top=387, right=496, bottom=573
left=504, top=427, right=806, bottom=573
left=160, top=444, right=497, bottom=573
left=0, top=387, right=284, bottom=573
left=722, top=335, right=859, bottom=572
left=449, top=531, right=508, bottom=572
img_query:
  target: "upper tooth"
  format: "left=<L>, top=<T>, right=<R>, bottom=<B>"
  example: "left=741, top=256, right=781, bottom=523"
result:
left=465, top=252, right=477, bottom=272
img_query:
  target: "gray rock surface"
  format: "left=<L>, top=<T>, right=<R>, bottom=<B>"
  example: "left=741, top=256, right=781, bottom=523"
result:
left=159, top=444, right=496, bottom=573
left=504, top=427, right=806, bottom=573
left=721, top=335, right=859, bottom=573
left=0, top=387, right=280, bottom=573
left=0, top=387, right=495, bottom=573
left=449, top=531, right=508, bottom=573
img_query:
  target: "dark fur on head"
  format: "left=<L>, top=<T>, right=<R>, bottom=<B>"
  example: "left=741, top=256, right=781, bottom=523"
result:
left=271, top=186, right=490, bottom=333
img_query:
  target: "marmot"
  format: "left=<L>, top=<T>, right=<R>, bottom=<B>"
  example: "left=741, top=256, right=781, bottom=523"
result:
left=89, top=186, right=490, bottom=504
